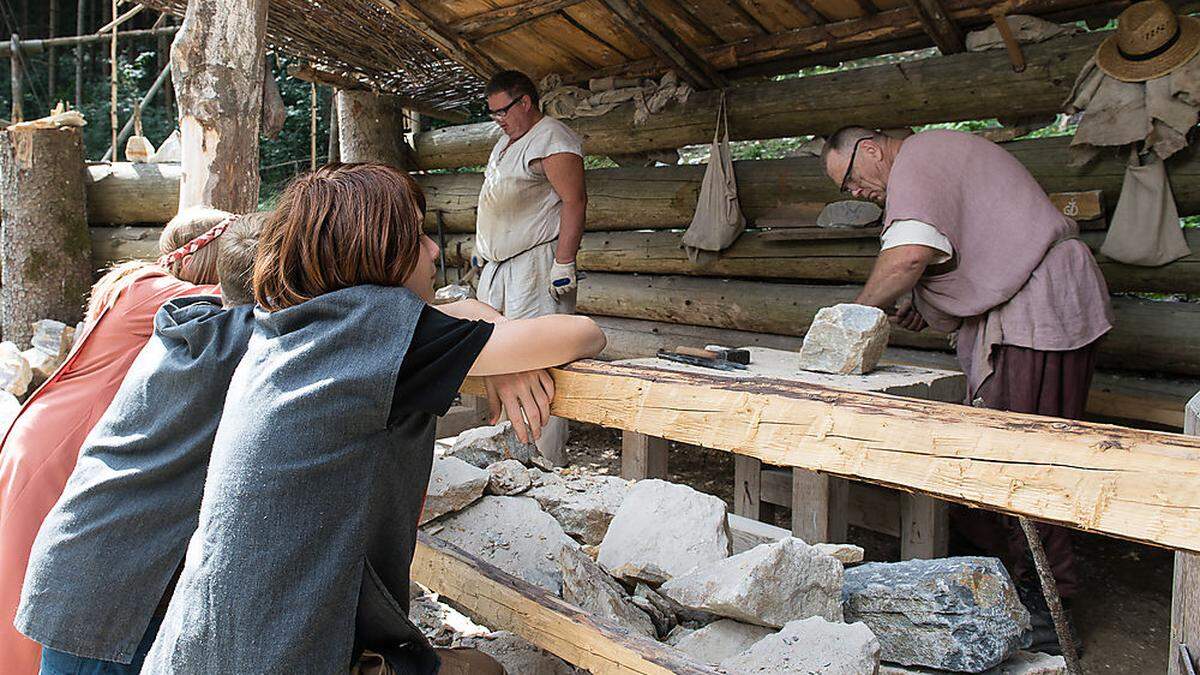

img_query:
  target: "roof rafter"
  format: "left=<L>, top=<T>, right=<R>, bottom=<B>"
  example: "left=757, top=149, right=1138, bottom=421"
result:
left=600, top=0, right=727, bottom=89
left=904, top=0, right=966, bottom=53
left=377, top=0, right=502, bottom=80
left=453, top=0, right=591, bottom=39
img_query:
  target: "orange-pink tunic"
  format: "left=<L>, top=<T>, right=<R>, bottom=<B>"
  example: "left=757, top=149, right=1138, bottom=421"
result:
left=0, top=272, right=215, bottom=673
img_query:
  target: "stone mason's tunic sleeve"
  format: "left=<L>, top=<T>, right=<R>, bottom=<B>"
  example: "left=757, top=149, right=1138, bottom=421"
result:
left=880, top=220, right=953, bottom=264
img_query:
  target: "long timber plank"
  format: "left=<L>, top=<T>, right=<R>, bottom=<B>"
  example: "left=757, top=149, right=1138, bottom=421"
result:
left=411, top=534, right=719, bottom=675
left=462, top=361, right=1200, bottom=553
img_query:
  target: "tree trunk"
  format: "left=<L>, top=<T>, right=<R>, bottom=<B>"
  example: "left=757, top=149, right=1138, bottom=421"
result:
left=336, top=89, right=413, bottom=168
left=0, top=125, right=92, bottom=346
left=157, top=17, right=174, bottom=120
left=170, top=0, right=268, bottom=211
left=327, top=92, right=340, bottom=163
left=412, top=30, right=1107, bottom=169
left=576, top=272, right=1200, bottom=378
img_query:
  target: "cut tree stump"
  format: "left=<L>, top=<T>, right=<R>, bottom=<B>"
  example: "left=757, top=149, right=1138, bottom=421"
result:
left=0, top=124, right=91, bottom=346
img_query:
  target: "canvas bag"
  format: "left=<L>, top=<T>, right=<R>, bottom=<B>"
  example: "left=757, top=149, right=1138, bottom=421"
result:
left=681, top=94, right=746, bottom=263
left=1102, top=147, right=1192, bottom=266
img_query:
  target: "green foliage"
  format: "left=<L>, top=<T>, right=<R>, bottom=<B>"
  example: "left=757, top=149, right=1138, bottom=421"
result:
left=257, top=55, right=333, bottom=207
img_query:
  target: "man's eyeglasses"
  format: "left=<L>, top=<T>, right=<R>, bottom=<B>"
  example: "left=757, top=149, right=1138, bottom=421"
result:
left=839, top=136, right=869, bottom=193
left=487, top=94, right=527, bottom=120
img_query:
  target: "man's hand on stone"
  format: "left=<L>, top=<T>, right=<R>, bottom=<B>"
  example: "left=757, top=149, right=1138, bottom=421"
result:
left=890, top=298, right=928, bottom=332
left=483, top=370, right=555, bottom=444
left=549, top=260, right=577, bottom=300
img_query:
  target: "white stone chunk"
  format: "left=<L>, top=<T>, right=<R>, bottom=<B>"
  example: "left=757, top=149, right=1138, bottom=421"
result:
left=659, top=537, right=843, bottom=627
left=0, top=342, right=33, bottom=397
left=559, top=545, right=656, bottom=638
left=721, top=616, right=881, bottom=674
left=529, top=472, right=630, bottom=545
left=670, top=619, right=775, bottom=666
left=799, top=303, right=890, bottom=375
left=420, top=456, right=489, bottom=524
left=486, top=458, right=532, bottom=496
left=30, top=319, right=74, bottom=358
left=0, top=391, right=21, bottom=432
left=597, top=479, right=730, bottom=584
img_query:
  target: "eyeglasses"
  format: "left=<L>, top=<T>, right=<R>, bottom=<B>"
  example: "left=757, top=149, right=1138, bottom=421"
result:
left=839, top=136, right=869, bottom=193
left=487, top=94, right=527, bottom=120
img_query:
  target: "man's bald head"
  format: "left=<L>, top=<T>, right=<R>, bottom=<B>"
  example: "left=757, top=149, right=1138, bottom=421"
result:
left=821, top=126, right=903, bottom=204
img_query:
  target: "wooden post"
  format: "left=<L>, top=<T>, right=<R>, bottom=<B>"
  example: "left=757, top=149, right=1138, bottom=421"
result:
left=109, top=0, right=117, bottom=160
left=10, top=34, right=21, bottom=123
left=791, top=470, right=849, bottom=543
left=335, top=89, right=412, bottom=168
left=74, top=0, right=84, bottom=110
left=170, top=0, right=269, bottom=212
left=326, top=91, right=340, bottom=163
left=900, top=493, right=949, bottom=559
left=734, top=455, right=772, bottom=521
left=309, top=82, right=317, bottom=171
left=621, top=431, right=668, bottom=480
left=47, top=0, right=57, bottom=99
left=0, top=124, right=92, bottom=346
left=1171, top=392, right=1200, bottom=675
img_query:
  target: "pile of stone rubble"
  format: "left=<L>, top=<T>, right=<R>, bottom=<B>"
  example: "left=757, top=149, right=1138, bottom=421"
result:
left=0, top=319, right=78, bottom=428
left=419, top=423, right=1068, bottom=675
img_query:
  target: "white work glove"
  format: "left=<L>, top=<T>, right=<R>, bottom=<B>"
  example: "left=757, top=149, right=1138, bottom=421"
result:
left=549, top=260, right=577, bottom=299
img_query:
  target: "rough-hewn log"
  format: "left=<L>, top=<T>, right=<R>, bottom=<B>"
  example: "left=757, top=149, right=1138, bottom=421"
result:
left=0, top=125, right=92, bottom=346
left=440, top=228, right=1200, bottom=295
left=171, top=0, right=268, bottom=212
left=590, top=316, right=1198, bottom=429
left=418, top=136, right=1200, bottom=230
left=411, top=534, right=720, bottom=674
left=84, top=163, right=180, bottom=225
left=576, top=272, right=1200, bottom=377
left=336, top=90, right=414, bottom=168
left=460, top=359, right=1200, bottom=553
left=452, top=0, right=590, bottom=38
left=412, top=30, right=1106, bottom=169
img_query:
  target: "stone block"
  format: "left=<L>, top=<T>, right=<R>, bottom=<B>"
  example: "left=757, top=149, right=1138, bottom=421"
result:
left=799, top=304, right=890, bottom=375
left=529, top=472, right=630, bottom=546
left=421, top=456, right=489, bottom=525
left=670, top=619, right=774, bottom=666
left=486, top=459, right=532, bottom=496
left=559, top=545, right=656, bottom=638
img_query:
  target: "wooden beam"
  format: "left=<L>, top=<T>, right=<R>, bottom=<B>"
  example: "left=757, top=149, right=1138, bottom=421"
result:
left=411, top=28, right=1106, bottom=168
left=905, top=0, right=966, bottom=53
left=461, top=360, right=1200, bottom=553
left=378, top=0, right=501, bottom=81
left=599, top=0, right=726, bottom=89
left=452, top=0, right=590, bottom=38
left=574, top=272, right=1200, bottom=378
left=589, top=316, right=1199, bottom=430
left=1171, top=393, right=1200, bottom=675
left=288, top=64, right=470, bottom=123
left=411, top=533, right=722, bottom=674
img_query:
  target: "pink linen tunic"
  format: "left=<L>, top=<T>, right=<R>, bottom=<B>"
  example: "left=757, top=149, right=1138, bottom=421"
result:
left=0, top=272, right=214, bottom=673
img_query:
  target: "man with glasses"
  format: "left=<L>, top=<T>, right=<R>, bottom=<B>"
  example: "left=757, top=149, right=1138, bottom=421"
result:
left=474, top=70, right=586, bottom=466
left=821, top=126, right=1113, bottom=652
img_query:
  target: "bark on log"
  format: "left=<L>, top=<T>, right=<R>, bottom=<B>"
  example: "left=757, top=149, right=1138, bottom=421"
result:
left=418, top=137, right=1200, bottom=231
left=0, top=126, right=92, bottom=346
left=171, top=0, right=268, bottom=212
left=413, top=31, right=1106, bottom=169
left=591, top=316, right=1197, bottom=429
left=85, top=162, right=181, bottom=224
left=460, top=359, right=1200, bottom=553
left=440, top=228, right=1200, bottom=295
left=576, top=272, right=1200, bottom=378
left=336, top=89, right=413, bottom=168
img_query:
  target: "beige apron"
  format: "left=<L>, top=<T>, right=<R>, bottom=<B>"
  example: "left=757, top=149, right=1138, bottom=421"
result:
left=681, top=94, right=746, bottom=264
left=1102, top=147, right=1192, bottom=266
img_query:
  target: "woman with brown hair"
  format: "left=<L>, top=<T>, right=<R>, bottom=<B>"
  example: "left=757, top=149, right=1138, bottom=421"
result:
left=143, top=163, right=606, bottom=674
left=0, top=207, right=232, bottom=674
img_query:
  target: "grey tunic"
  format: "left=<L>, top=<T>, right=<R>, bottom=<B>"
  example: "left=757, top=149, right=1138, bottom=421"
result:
left=144, top=285, right=439, bottom=674
left=16, top=296, right=253, bottom=664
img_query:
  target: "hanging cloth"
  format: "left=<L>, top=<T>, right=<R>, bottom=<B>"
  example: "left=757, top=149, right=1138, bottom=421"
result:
left=1102, top=146, right=1192, bottom=266
left=681, top=94, right=746, bottom=264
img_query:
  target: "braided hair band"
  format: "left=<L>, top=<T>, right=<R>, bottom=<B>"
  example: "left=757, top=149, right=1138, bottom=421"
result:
left=156, top=214, right=240, bottom=269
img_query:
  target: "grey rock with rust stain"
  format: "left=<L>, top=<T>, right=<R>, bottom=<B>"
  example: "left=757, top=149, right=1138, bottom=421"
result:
left=486, top=458, right=532, bottom=496
left=660, top=538, right=844, bottom=627
left=843, top=556, right=1031, bottom=673
left=798, top=303, right=890, bottom=375
left=597, top=479, right=730, bottom=584
left=671, top=619, right=775, bottom=666
left=460, top=631, right=580, bottom=675
left=447, top=421, right=537, bottom=468
left=529, top=471, right=630, bottom=545
left=721, top=616, right=880, bottom=674
left=432, top=496, right=579, bottom=594
left=818, top=200, right=882, bottom=229
left=559, top=545, right=657, bottom=638
left=420, top=456, right=489, bottom=525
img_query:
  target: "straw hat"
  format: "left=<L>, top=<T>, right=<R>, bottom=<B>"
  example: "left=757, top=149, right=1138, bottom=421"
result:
left=1097, top=0, right=1200, bottom=82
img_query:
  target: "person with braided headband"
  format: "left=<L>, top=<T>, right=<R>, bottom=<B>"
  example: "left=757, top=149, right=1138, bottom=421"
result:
left=14, top=212, right=268, bottom=675
left=0, top=207, right=229, bottom=674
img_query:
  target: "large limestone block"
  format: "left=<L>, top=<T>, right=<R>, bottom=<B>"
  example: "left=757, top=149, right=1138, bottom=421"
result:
left=559, top=545, right=656, bottom=638
left=432, top=496, right=579, bottom=594
left=529, top=472, right=630, bottom=545
left=22, top=347, right=62, bottom=382
left=0, top=342, right=32, bottom=397
left=597, top=479, right=730, bottom=584
left=670, top=619, right=774, bottom=666
left=447, top=422, right=537, bottom=468
left=721, top=616, right=880, bottom=674
left=420, top=456, right=488, bottom=524
left=844, top=557, right=1031, bottom=673
left=660, top=537, right=843, bottom=627
left=798, top=303, right=890, bottom=375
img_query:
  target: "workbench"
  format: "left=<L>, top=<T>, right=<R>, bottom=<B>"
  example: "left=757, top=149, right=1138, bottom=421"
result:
left=613, top=347, right=966, bottom=559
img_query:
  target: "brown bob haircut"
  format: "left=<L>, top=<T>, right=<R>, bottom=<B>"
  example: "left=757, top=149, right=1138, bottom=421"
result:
left=253, top=163, right=427, bottom=311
